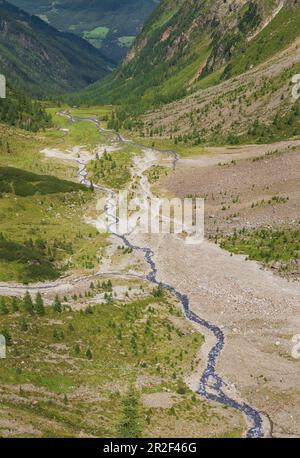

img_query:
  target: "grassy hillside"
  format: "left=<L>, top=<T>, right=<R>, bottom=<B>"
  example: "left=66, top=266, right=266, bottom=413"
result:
left=219, top=226, right=300, bottom=272
left=0, top=287, right=244, bottom=437
left=0, top=119, right=107, bottom=283
left=0, top=0, right=114, bottom=97
left=223, top=2, right=300, bottom=79
left=10, top=0, right=158, bottom=62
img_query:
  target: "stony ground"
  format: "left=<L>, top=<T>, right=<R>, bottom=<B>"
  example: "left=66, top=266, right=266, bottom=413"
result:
left=130, top=231, right=300, bottom=438
left=159, top=139, right=300, bottom=279
left=142, top=36, right=300, bottom=141
left=131, top=135, right=300, bottom=437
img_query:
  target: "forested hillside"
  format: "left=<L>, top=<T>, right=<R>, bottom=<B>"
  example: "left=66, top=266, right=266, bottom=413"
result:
left=0, top=83, right=51, bottom=131
left=0, top=0, right=114, bottom=97
left=10, top=0, right=158, bottom=62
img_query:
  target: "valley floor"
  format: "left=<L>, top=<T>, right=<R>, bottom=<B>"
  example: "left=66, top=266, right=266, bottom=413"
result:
left=0, top=109, right=299, bottom=438
left=134, top=234, right=300, bottom=437
left=160, top=139, right=300, bottom=280
left=124, top=137, right=300, bottom=437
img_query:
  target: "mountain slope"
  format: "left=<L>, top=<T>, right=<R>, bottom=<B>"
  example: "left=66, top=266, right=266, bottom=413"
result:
left=137, top=0, right=300, bottom=145
left=10, top=0, right=158, bottom=62
left=0, top=83, right=51, bottom=131
left=71, top=0, right=299, bottom=112
left=0, top=0, right=114, bottom=97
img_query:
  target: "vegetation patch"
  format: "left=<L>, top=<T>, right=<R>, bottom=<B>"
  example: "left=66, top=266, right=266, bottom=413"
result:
left=0, top=166, right=85, bottom=197
left=84, top=26, right=110, bottom=40
left=0, top=234, right=59, bottom=283
left=118, top=36, right=135, bottom=48
left=88, top=146, right=135, bottom=190
left=84, top=26, right=110, bottom=48
left=0, top=123, right=75, bottom=181
left=219, top=225, right=300, bottom=274
left=241, top=102, right=300, bottom=144
left=146, top=165, right=170, bottom=183
left=0, top=130, right=107, bottom=282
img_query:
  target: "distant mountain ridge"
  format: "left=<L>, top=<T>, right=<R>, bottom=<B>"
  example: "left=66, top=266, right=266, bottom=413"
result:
left=10, top=0, right=159, bottom=62
left=0, top=0, right=114, bottom=97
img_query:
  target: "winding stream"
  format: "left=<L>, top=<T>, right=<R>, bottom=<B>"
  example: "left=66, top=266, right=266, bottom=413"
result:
left=70, top=113, right=265, bottom=438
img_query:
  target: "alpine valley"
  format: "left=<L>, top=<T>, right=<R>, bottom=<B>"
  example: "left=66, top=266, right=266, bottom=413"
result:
left=0, top=0, right=299, bottom=440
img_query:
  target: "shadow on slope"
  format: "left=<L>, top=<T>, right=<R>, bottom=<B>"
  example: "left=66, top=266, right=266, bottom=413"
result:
left=0, top=166, right=87, bottom=196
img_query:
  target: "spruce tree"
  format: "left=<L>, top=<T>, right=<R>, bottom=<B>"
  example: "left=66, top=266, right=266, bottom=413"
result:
left=0, top=297, right=9, bottom=315
left=117, top=388, right=142, bottom=438
left=35, top=292, right=45, bottom=316
left=20, top=318, right=28, bottom=332
left=23, top=292, right=34, bottom=315
left=74, top=343, right=80, bottom=355
left=86, top=348, right=93, bottom=360
left=11, top=297, right=19, bottom=313
left=52, top=295, right=62, bottom=313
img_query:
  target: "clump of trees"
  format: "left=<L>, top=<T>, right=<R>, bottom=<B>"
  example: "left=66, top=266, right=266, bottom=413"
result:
left=0, top=292, right=45, bottom=316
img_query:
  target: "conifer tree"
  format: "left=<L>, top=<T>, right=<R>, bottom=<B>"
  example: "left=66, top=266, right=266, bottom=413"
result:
left=23, top=291, right=34, bottom=314
left=20, top=318, right=28, bottom=332
left=86, top=348, right=93, bottom=360
left=35, top=292, right=45, bottom=316
left=11, top=297, right=19, bottom=313
left=0, top=297, right=9, bottom=315
left=74, top=343, right=80, bottom=355
left=52, top=295, right=62, bottom=313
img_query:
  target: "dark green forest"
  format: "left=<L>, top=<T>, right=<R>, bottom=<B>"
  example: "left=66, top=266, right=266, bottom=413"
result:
left=0, top=83, right=51, bottom=131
